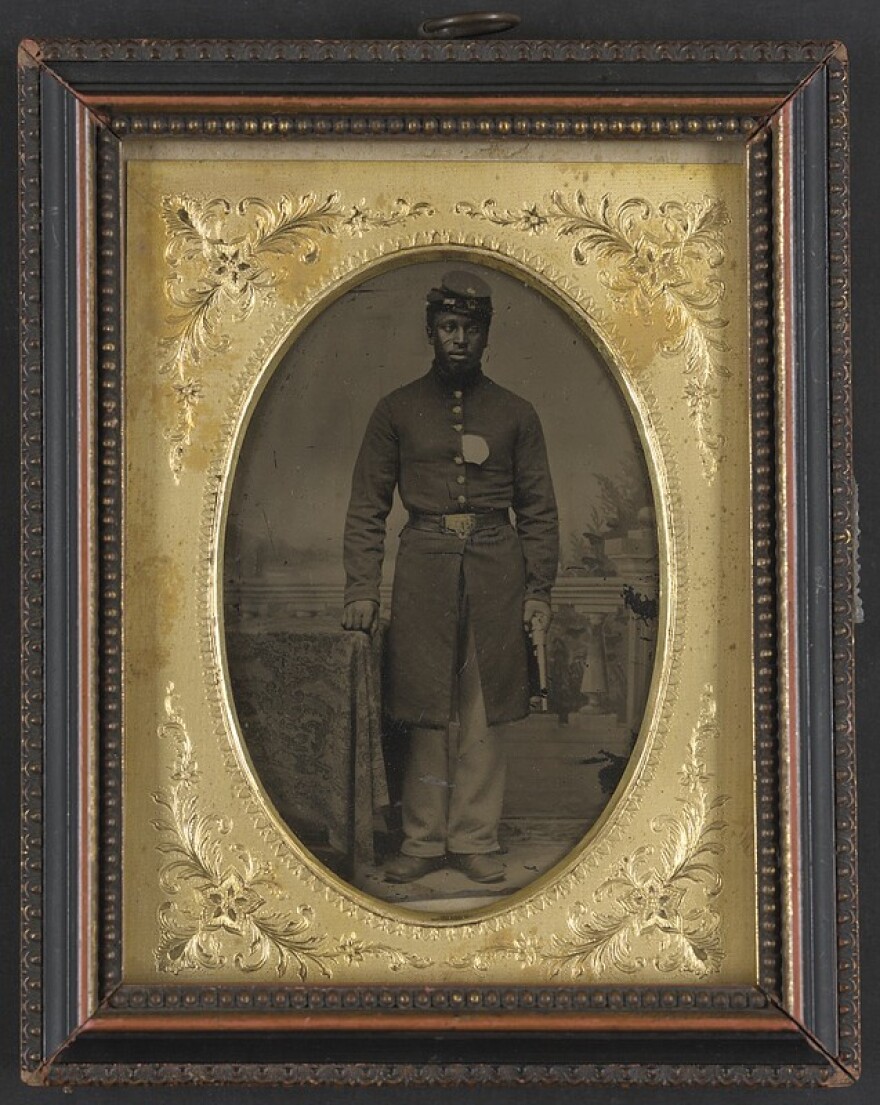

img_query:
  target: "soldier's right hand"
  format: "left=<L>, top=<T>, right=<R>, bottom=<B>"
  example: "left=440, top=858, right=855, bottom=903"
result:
left=342, top=600, right=379, bottom=634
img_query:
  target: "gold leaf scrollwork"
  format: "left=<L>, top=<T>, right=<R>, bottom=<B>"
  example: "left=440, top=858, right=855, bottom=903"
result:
left=446, top=686, right=727, bottom=979
left=151, top=683, right=433, bottom=978
left=159, top=192, right=434, bottom=481
left=542, top=685, right=727, bottom=978
left=447, top=933, right=543, bottom=973
left=456, top=193, right=730, bottom=480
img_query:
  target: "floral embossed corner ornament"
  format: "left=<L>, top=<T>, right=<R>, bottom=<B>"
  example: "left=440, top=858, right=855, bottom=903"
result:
left=456, top=193, right=730, bottom=481
left=150, top=683, right=433, bottom=978
left=159, top=193, right=434, bottom=482
left=447, top=686, right=728, bottom=979
left=545, top=685, right=728, bottom=978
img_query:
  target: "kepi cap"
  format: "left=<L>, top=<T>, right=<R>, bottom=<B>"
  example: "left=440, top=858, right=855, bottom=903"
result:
left=427, top=269, right=493, bottom=322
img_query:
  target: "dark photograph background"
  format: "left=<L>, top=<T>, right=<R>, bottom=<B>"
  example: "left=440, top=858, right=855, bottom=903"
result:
left=1, top=2, right=876, bottom=1101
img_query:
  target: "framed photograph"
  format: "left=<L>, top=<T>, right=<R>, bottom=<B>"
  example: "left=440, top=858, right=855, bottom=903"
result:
left=19, top=36, right=857, bottom=1088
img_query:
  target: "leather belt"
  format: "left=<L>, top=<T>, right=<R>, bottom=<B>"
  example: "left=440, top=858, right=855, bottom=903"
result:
left=407, top=509, right=509, bottom=538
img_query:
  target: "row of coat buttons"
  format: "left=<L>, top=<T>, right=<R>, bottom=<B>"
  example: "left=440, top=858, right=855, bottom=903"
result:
left=452, top=389, right=466, bottom=504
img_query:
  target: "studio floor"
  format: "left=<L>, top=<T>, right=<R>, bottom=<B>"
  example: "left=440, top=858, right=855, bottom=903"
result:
left=352, top=710, right=635, bottom=912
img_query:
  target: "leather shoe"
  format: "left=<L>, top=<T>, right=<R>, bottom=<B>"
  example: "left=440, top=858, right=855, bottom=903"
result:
left=384, top=854, right=445, bottom=884
left=448, top=852, right=505, bottom=884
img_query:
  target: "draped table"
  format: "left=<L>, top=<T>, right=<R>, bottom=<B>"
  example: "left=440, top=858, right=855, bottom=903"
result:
left=225, top=623, right=389, bottom=874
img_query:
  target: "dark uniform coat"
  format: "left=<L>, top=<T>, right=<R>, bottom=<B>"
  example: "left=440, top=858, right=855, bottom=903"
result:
left=344, top=364, right=559, bottom=728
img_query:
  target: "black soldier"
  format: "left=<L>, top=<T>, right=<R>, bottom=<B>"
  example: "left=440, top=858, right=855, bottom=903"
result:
left=342, top=269, right=559, bottom=884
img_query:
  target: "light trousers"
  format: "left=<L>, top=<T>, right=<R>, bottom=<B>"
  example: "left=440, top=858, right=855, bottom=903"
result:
left=400, top=612, right=506, bottom=858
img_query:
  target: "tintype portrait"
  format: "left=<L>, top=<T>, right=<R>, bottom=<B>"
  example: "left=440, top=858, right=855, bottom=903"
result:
left=224, top=257, right=658, bottom=913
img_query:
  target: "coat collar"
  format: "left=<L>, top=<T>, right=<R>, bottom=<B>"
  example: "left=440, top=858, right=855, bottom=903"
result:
left=428, top=361, right=485, bottom=394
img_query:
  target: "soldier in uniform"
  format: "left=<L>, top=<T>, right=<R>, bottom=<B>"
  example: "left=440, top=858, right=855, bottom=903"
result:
left=342, top=270, right=559, bottom=884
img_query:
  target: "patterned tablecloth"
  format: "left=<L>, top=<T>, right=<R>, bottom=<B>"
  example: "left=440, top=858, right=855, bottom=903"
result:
left=225, top=625, right=389, bottom=870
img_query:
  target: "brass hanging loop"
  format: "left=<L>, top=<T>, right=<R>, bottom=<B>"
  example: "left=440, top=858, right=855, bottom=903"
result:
left=418, top=11, right=521, bottom=39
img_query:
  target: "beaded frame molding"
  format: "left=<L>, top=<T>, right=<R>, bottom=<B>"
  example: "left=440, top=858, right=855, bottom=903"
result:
left=18, top=38, right=855, bottom=1088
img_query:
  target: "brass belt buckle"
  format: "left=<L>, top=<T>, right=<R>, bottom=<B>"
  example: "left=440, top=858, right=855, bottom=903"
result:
left=442, top=512, right=476, bottom=538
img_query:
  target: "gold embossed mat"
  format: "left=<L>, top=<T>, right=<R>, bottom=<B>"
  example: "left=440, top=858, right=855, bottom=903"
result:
left=121, top=140, right=756, bottom=987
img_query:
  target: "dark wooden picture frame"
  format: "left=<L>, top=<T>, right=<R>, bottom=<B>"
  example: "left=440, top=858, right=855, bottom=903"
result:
left=18, top=37, right=857, bottom=1087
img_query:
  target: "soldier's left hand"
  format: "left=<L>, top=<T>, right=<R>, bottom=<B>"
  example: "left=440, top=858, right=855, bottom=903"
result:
left=523, top=598, right=552, bottom=634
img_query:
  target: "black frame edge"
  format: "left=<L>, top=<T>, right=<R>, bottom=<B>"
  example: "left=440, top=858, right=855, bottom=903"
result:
left=791, top=59, right=838, bottom=1056
left=826, top=44, right=859, bottom=1082
left=20, top=38, right=857, bottom=1089
left=783, top=46, right=857, bottom=1080
left=39, top=64, right=85, bottom=1064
